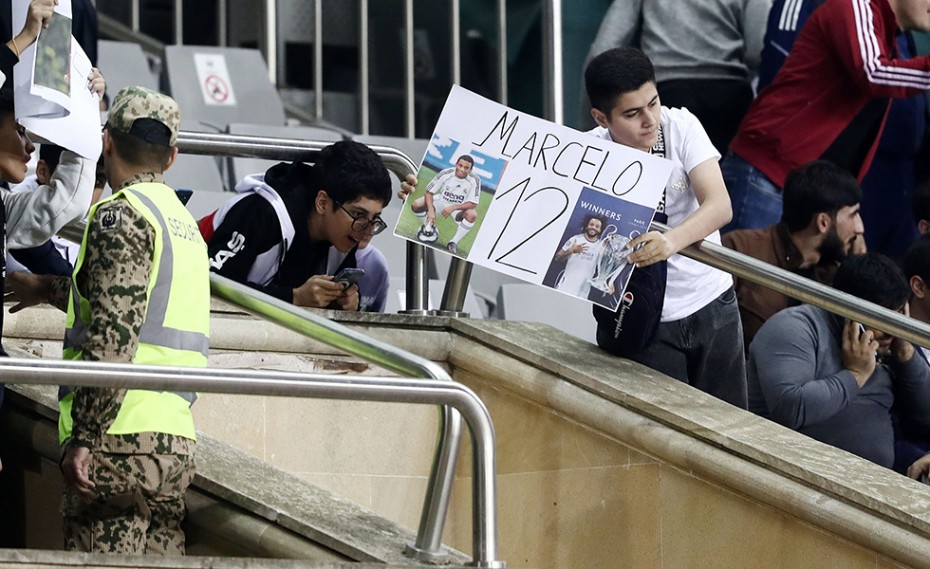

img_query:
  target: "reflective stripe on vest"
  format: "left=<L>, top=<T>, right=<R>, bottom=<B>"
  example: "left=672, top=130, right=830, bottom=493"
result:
left=59, top=183, right=210, bottom=444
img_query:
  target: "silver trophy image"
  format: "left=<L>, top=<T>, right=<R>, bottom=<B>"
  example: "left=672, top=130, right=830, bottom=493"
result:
left=590, top=227, right=636, bottom=293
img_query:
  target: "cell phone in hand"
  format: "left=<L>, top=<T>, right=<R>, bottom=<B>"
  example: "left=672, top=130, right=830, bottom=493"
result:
left=333, top=267, right=365, bottom=287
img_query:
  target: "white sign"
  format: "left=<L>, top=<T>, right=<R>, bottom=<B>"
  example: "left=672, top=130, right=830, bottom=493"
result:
left=393, top=85, right=674, bottom=311
left=194, top=53, right=237, bottom=106
left=11, top=0, right=101, bottom=160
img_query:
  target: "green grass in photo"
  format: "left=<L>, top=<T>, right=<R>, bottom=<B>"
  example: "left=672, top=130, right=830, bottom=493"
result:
left=395, top=167, right=494, bottom=259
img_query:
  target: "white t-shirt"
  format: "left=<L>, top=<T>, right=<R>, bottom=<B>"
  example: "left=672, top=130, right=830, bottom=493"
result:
left=556, top=233, right=604, bottom=297
left=587, top=106, right=731, bottom=321
left=427, top=168, right=482, bottom=205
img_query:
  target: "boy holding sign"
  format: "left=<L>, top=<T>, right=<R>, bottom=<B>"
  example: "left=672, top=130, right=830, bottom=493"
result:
left=586, top=47, right=747, bottom=408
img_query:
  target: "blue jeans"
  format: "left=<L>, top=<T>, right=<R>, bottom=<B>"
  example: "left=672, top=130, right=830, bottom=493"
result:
left=720, top=152, right=783, bottom=233
left=627, top=288, right=748, bottom=409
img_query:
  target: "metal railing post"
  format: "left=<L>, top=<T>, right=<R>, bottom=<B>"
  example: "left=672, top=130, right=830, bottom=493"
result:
left=437, top=257, right=473, bottom=316
left=209, top=275, right=461, bottom=562
left=542, top=0, right=563, bottom=124
left=0, top=358, right=503, bottom=567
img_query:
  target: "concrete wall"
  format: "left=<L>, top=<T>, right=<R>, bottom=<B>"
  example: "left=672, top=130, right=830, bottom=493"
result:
left=4, top=305, right=930, bottom=568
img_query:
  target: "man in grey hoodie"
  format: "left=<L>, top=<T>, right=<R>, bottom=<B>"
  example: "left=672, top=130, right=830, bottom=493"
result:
left=582, top=0, right=772, bottom=154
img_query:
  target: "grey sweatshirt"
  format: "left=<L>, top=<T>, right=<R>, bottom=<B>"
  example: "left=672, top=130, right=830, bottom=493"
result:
left=748, top=304, right=930, bottom=468
left=586, top=0, right=772, bottom=82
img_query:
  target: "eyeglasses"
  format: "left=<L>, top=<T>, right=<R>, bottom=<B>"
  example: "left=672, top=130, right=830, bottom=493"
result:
left=334, top=201, right=387, bottom=235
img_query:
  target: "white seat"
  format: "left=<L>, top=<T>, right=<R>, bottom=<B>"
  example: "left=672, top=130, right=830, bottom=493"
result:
left=164, top=46, right=286, bottom=132
left=98, top=40, right=160, bottom=94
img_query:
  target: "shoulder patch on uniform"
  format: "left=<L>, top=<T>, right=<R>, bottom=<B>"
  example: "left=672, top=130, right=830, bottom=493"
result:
left=98, top=207, right=122, bottom=232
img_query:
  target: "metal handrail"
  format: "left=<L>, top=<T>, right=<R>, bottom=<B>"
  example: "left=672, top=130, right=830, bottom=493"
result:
left=210, top=274, right=477, bottom=564
left=0, top=356, right=503, bottom=568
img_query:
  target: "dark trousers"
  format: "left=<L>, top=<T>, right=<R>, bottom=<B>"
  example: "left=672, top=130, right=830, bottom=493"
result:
left=627, top=288, right=748, bottom=409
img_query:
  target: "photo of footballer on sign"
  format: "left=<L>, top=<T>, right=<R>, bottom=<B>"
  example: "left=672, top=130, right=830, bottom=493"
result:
left=393, top=85, right=674, bottom=311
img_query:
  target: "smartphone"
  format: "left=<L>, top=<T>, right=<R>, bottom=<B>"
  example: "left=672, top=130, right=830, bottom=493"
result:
left=333, top=267, right=365, bottom=287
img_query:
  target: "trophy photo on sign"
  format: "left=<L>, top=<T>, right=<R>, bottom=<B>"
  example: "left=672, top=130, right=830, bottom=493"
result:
left=590, top=227, right=635, bottom=293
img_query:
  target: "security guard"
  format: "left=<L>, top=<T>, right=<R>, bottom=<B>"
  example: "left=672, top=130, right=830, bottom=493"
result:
left=7, top=86, right=210, bottom=554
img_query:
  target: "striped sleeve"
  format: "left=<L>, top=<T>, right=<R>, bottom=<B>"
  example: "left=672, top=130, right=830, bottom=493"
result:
left=836, top=0, right=930, bottom=94
left=426, top=168, right=454, bottom=194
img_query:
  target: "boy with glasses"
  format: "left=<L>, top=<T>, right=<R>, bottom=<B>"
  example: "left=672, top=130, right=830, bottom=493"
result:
left=201, top=140, right=392, bottom=310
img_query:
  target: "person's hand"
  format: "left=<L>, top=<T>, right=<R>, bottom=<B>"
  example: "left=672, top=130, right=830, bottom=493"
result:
left=86, top=67, right=105, bottom=97
left=570, top=243, right=587, bottom=254
left=292, top=275, right=348, bottom=308
left=61, top=444, right=95, bottom=501
left=15, top=0, right=57, bottom=49
left=335, top=283, right=360, bottom=311
left=843, top=320, right=878, bottom=387
left=441, top=206, right=456, bottom=218
left=398, top=173, right=418, bottom=201
left=626, top=231, right=675, bottom=267
left=4, top=272, right=52, bottom=313
left=908, top=452, right=930, bottom=480
left=426, top=211, right=436, bottom=226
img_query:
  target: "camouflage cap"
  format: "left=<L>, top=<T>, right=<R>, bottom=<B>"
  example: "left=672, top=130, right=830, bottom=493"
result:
left=106, top=86, right=180, bottom=146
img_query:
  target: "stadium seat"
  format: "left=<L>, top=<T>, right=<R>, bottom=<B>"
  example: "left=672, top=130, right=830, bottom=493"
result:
left=98, top=40, right=160, bottom=94
left=164, top=46, right=286, bottom=132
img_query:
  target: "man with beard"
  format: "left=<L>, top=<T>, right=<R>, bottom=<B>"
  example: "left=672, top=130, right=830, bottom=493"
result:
left=723, top=160, right=865, bottom=350
left=748, top=253, right=930, bottom=469
left=553, top=215, right=606, bottom=298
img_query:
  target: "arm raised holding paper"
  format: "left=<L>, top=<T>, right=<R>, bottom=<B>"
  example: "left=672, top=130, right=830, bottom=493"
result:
left=6, top=0, right=58, bottom=60
left=4, top=65, right=105, bottom=249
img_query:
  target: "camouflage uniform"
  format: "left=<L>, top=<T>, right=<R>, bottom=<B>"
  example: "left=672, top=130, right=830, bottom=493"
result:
left=52, top=87, right=197, bottom=555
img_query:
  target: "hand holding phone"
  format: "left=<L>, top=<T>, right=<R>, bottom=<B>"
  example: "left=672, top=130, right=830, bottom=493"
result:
left=333, top=267, right=365, bottom=288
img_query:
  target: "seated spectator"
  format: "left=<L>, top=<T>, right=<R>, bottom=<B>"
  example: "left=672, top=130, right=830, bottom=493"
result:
left=6, top=145, right=106, bottom=275
left=200, top=140, right=392, bottom=310
left=748, top=253, right=930, bottom=469
left=723, top=161, right=865, bottom=348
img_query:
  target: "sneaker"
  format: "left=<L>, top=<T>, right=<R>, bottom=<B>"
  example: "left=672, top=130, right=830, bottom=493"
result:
left=447, top=241, right=457, bottom=254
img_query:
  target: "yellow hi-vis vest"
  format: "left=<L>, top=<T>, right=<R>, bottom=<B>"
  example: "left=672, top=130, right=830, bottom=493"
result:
left=59, top=182, right=211, bottom=445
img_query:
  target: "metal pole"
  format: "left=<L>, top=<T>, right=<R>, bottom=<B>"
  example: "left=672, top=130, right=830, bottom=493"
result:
left=403, top=241, right=430, bottom=314
left=209, top=274, right=463, bottom=561
left=174, top=0, right=183, bottom=45
left=542, top=0, right=563, bottom=124
left=359, top=0, right=370, bottom=134
left=496, top=0, right=507, bottom=105
left=404, top=0, right=415, bottom=137
left=437, top=258, right=473, bottom=316
left=314, top=0, right=324, bottom=120
left=451, top=0, right=461, bottom=85
left=0, top=358, right=502, bottom=567
left=264, top=0, right=278, bottom=84
left=131, top=0, right=140, bottom=32
left=218, top=0, right=228, bottom=47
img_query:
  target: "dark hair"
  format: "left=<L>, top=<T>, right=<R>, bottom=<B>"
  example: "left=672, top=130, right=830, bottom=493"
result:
left=264, top=140, right=392, bottom=214
left=903, top=234, right=930, bottom=283
left=833, top=253, right=911, bottom=309
left=39, top=144, right=64, bottom=172
left=780, top=161, right=862, bottom=232
left=912, top=179, right=930, bottom=225
left=582, top=215, right=605, bottom=231
left=456, top=155, right=474, bottom=166
left=584, top=47, right=656, bottom=117
left=108, top=127, right=174, bottom=171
